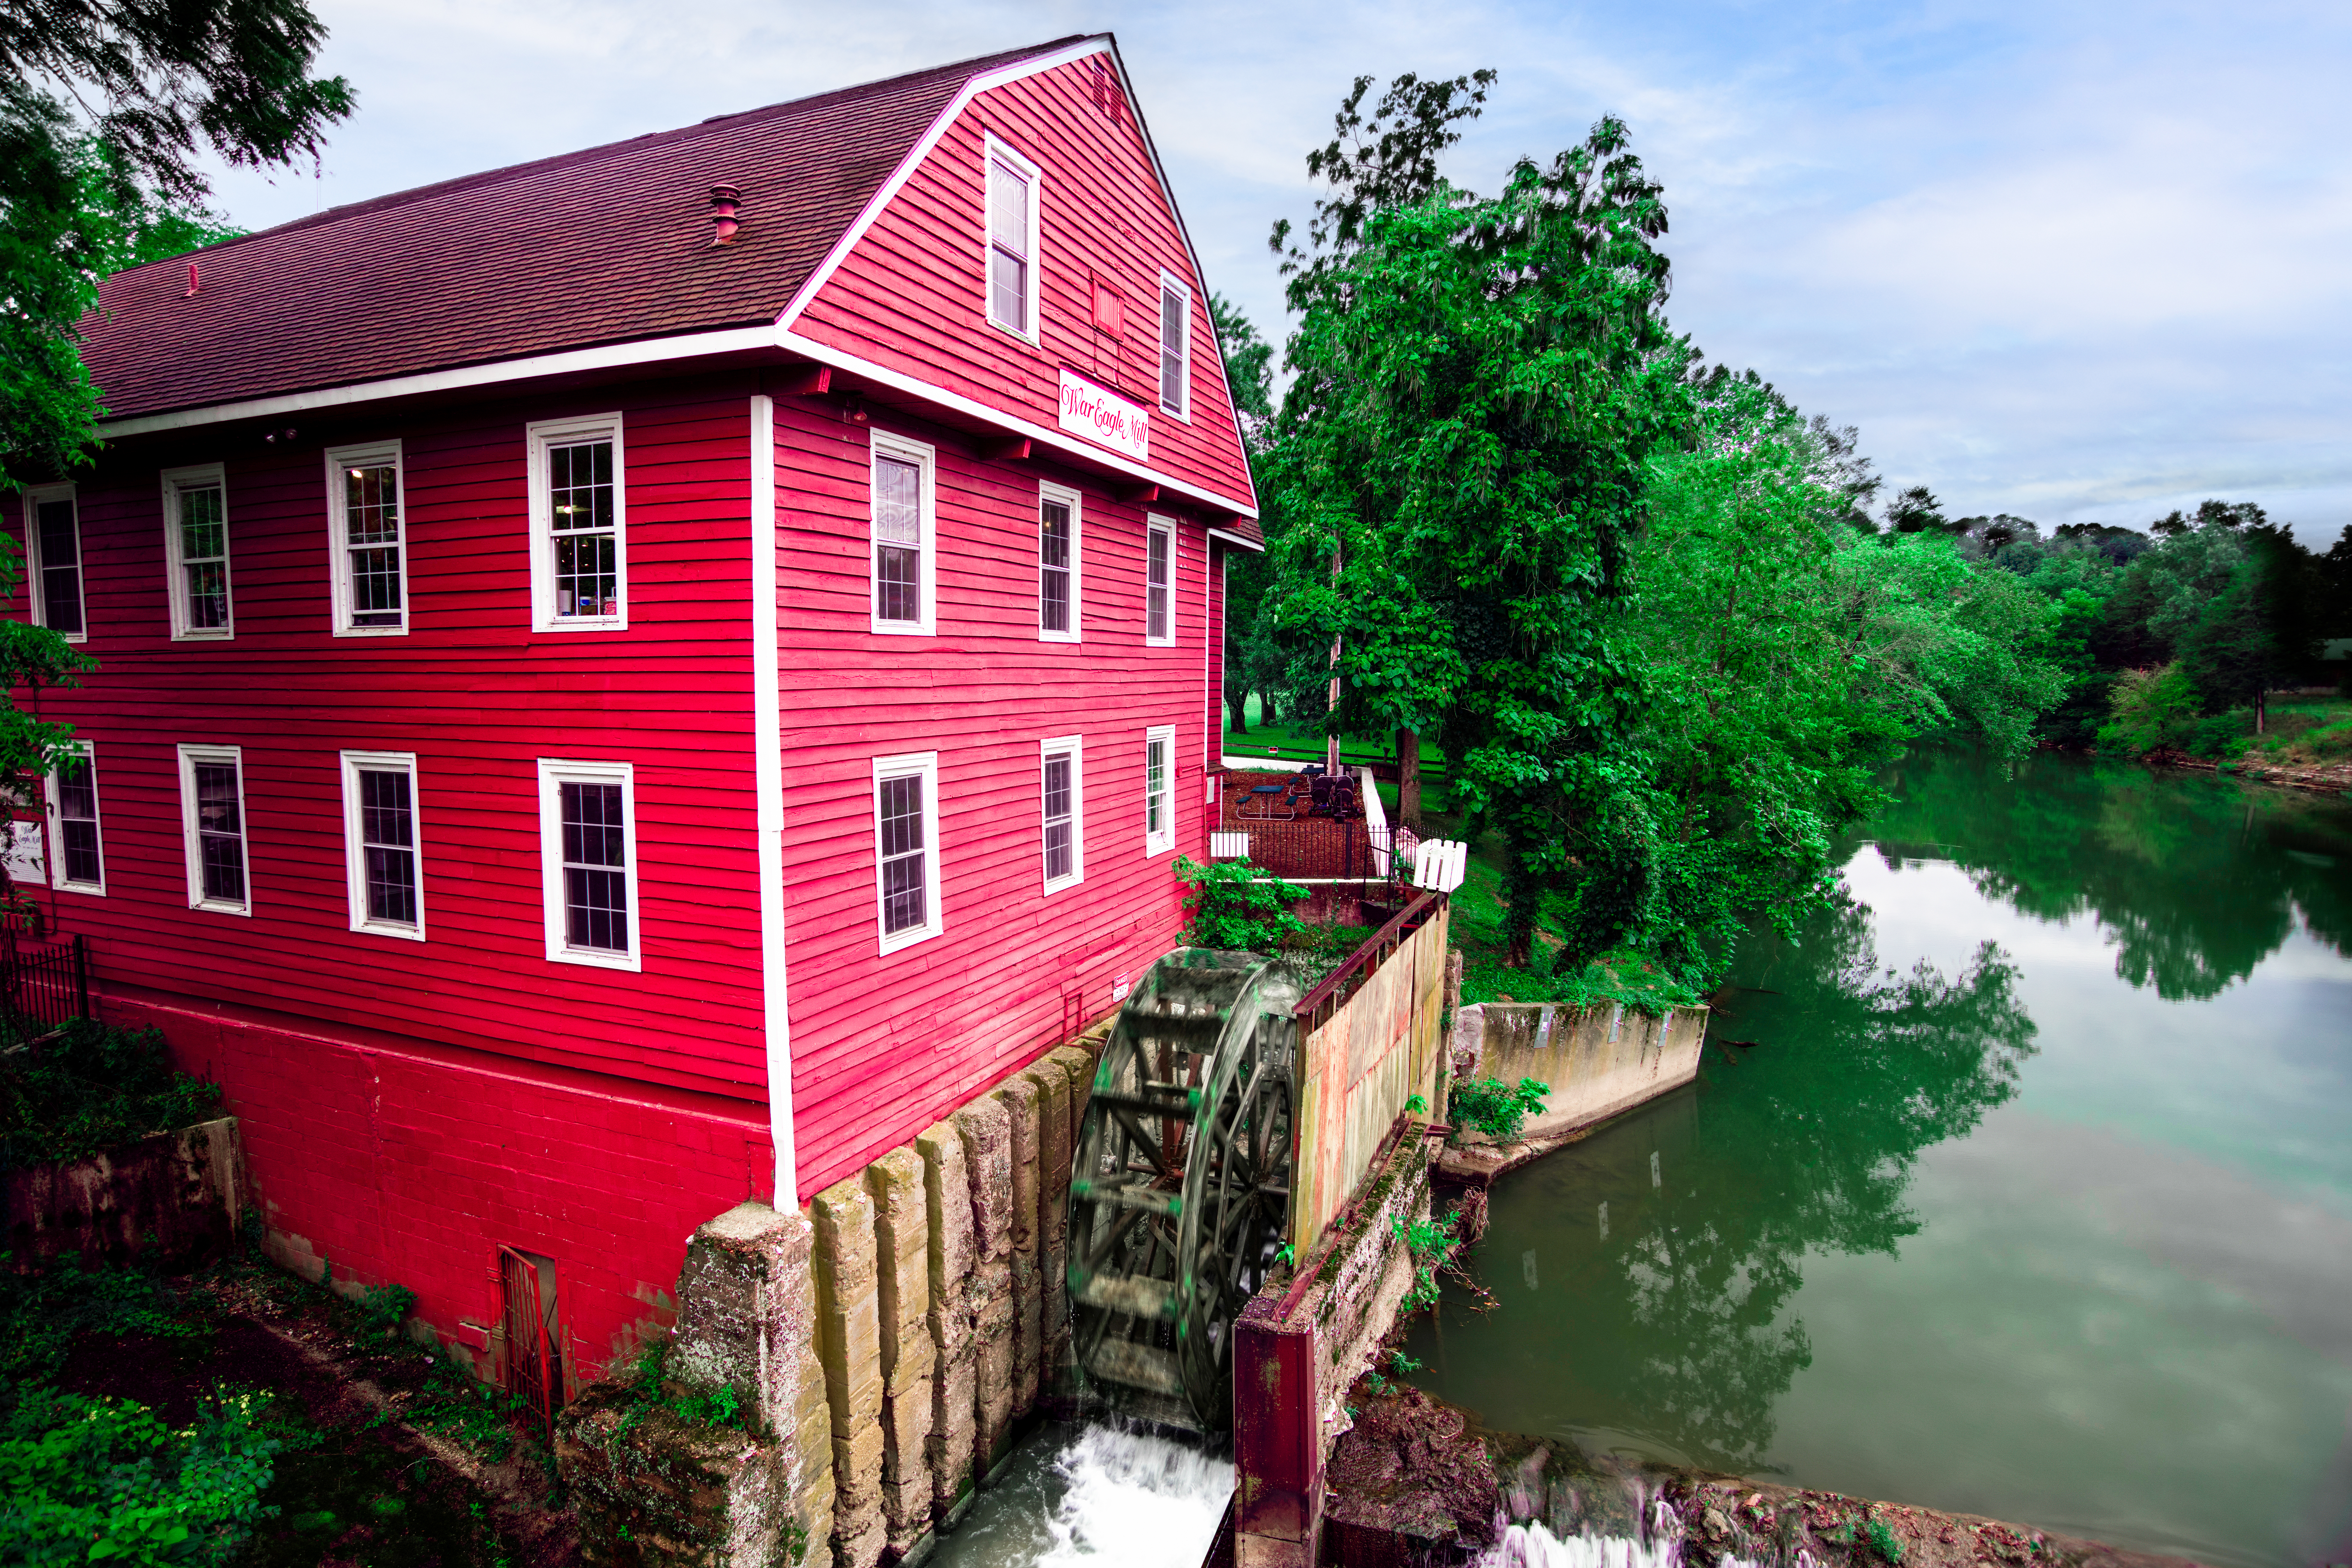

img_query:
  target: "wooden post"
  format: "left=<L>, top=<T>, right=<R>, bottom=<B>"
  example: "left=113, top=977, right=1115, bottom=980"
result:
left=1396, top=728, right=1421, bottom=832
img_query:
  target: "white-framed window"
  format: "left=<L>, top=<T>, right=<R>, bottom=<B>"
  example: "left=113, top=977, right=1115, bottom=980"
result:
left=527, top=413, right=627, bottom=632
left=324, top=442, right=408, bottom=636
left=537, top=758, right=640, bottom=971
left=176, top=744, right=251, bottom=915
left=1143, top=725, right=1174, bottom=857
left=983, top=135, right=1042, bottom=342
left=160, top=464, right=233, bottom=640
left=22, top=483, right=87, bottom=642
left=1038, top=482, right=1080, bottom=642
left=1144, top=515, right=1175, bottom=646
left=1158, top=272, right=1192, bottom=419
left=872, top=750, right=942, bottom=953
left=340, top=750, right=424, bottom=940
left=870, top=432, right=936, bottom=635
left=45, top=741, right=104, bottom=895
left=1041, top=734, right=1083, bottom=894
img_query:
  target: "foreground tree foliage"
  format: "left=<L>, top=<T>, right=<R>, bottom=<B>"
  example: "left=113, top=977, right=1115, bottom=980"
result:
left=3, top=0, right=352, bottom=485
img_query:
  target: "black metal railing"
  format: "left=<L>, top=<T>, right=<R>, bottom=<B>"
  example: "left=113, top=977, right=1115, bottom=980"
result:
left=1208, top=820, right=1420, bottom=883
left=0, top=933, right=90, bottom=1039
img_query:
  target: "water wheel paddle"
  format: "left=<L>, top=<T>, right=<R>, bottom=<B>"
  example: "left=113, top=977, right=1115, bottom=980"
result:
left=1065, top=948, right=1299, bottom=1431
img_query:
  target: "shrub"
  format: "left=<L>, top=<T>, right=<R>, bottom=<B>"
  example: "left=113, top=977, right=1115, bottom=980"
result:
left=1447, top=1077, right=1549, bottom=1144
left=2097, top=663, right=2203, bottom=755
left=0, top=1020, right=223, bottom=1171
left=0, top=1386, right=279, bottom=1565
left=1173, top=856, right=1309, bottom=952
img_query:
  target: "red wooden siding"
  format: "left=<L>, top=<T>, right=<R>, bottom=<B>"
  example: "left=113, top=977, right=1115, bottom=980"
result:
left=1, top=373, right=770, bottom=1103
left=789, top=55, right=1256, bottom=513
left=769, top=395, right=1214, bottom=1196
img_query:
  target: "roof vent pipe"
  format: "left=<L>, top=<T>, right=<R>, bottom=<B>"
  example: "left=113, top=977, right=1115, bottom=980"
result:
left=185, top=261, right=199, bottom=297
left=708, top=184, right=741, bottom=245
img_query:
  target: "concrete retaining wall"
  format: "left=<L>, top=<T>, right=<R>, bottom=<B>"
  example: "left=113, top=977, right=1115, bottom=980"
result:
left=3, top=1114, right=244, bottom=1267
left=1448, top=1000, right=1707, bottom=1154
left=1231, top=1129, right=1435, bottom=1568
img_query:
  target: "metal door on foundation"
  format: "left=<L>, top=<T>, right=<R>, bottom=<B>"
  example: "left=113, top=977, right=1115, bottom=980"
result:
left=498, top=1246, right=562, bottom=1435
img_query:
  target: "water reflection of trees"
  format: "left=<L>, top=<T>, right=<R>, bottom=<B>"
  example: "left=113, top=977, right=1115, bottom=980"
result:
left=1567, top=902, right=2038, bottom=1473
left=1868, top=748, right=2352, bottom=999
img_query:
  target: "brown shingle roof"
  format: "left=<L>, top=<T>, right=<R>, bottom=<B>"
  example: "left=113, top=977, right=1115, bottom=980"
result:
left=84, top=39, right=1090, bottom=422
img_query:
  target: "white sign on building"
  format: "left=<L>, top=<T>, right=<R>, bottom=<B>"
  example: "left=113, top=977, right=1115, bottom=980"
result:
left=1057, top=369, right=1150, bottom=463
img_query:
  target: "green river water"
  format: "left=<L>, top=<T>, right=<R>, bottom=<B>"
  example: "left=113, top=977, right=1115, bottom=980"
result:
left=1405, top=748, right=2352, bottom=1568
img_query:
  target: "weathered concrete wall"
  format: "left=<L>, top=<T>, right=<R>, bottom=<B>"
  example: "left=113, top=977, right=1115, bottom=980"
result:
left=1232, top=1130, right=1434, bottom=1568
left=1450, top=1000, right=1706, bottom=1147
left=863, top=1150, right=933, bottom=1562
left=951, top=1092, right=1016, bottom=1485
left=558, top=1201, right=832, bottom=1568
left=3, top=1115, right=244, bottom=1267
left=813, top=1179, right=886, bottom=1568
left=563, top=1024, right=1113, bottom=1567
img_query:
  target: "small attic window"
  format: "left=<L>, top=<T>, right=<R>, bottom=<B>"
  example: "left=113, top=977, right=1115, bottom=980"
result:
left=1090, top=59, right=1126, bottom=125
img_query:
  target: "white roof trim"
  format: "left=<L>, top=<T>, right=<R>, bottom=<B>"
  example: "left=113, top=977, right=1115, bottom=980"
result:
left=1207, top=526, right=1265, bottom=554
left=93, top=324, right=781, bottom=438
left=777, top=328, right=1256, bottom=519
left=775, top=37, right=1111, bottom=332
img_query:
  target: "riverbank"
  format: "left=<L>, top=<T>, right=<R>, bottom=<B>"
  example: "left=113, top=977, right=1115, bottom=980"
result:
left=1320, top=1380, right=2212, bottom=1568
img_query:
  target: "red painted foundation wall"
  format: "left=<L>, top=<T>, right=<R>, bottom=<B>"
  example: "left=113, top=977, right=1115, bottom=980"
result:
left=109, top=991, right=772, bottom=1386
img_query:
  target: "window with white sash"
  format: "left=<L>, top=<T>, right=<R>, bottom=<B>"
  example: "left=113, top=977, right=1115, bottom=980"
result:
left=1144, top=516, right=1175, bottom=646
left=537, top=758, right=639, bottom=971
left=325, top=443, right=407, bottom=635
left=176, top=744, right=251, bottom=914
left=46, top=741, right=104, bottom=895
left=22, top=484, right=86, bottom=642
left=874, top=751, right=942, bottom=952
left=870, top=433, right=936, bottom=635
left=161, top=464, right=233, bottom=639
left=1038, top=482, right=1080, bottom=642
left=1158, top=273, right=1191, bottom=419
left=528, top=414, right=626, bottom=631
left=341, top=751, right=424, bottom=939
left=1041, top=735, right=1083, bottom=893
left=1143, top=725, right=1174, bottom=857
left=984, top=137, right=1041, bottom=341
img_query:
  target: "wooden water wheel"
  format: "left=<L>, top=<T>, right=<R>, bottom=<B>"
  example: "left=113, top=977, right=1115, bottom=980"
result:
left=1065, top=947, right=1299, bottom=1431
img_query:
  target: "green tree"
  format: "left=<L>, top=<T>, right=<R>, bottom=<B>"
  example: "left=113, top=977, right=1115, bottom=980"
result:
left=4, top=0, right=354, bottom=485
left=1261, top=109, right=1686, bottom=966
left=1208, top=292, right=1273, bottom=434
left=1613, top=375, right=2067, bottom=983
left=1883, top=484, right=1947, bottom=534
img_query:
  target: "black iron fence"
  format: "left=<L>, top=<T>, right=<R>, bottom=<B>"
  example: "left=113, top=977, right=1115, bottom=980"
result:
left=1, top=933, right=91, bottom=1039
left=1208, top=819, right=1418, bottom=883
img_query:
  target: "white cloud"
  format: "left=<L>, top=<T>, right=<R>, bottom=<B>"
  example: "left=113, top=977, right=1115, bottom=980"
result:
left=192, top=0, right=2352, bottom=539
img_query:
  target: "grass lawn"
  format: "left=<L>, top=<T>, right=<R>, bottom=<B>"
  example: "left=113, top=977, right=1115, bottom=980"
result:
left=1222, top=695, right=1457, bottom=817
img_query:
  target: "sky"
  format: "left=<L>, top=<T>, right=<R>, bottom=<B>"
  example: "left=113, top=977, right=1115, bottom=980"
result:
left=199, top=0, right=2352, bottom=542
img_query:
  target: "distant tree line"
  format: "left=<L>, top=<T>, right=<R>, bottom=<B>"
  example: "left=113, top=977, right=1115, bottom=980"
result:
left=1849, top=487, right=2351, bottom=756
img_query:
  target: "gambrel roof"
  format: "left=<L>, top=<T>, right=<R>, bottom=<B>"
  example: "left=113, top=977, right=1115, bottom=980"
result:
left=81, top=39, right=1090, bottom=422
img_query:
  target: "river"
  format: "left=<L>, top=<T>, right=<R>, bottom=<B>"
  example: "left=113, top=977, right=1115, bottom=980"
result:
left=924, top=749, right=2352, bottom=1567
left=1405, top=748, right=2352, bottom=1568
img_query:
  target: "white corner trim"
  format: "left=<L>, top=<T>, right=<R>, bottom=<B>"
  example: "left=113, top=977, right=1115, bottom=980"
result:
left=748, top=394, right=797, bottom=1210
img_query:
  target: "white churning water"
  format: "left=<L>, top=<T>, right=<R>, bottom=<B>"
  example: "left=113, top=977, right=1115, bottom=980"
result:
left=1479, top=1518, right=1764, bottom=1568
left=924, top=1422, right=1233, bottom=1568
